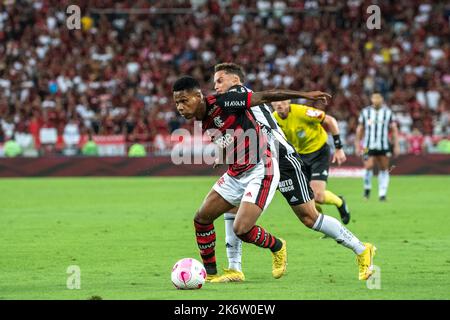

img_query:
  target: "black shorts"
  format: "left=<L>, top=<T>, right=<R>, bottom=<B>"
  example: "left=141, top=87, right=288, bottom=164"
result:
left=364, top=149, right=392, bottom=161
left=299, top=143, right=330, bottom=182
left=278, top=153, right=314, bottom=206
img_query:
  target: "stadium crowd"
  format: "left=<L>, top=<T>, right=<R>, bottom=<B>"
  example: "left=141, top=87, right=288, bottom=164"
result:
left=0, top=0, right=449, bottom=156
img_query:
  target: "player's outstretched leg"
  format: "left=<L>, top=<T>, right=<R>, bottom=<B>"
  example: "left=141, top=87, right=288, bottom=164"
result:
left=194, top=189, right=234, bottom=282
left=312, top=213, right=376, bottom=280
left=293, top=200, right=376, bottom=280
left=233, top=201, right=287, bottom=279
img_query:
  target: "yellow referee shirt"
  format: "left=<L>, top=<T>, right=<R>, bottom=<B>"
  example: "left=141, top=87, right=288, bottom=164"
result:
left=273, top=104, right=328, bottom=154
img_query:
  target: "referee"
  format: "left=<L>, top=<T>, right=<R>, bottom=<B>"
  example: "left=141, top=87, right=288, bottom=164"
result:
left=272, top=100, right=351, bottom=224
left=355, top=93, right=400, bottom=201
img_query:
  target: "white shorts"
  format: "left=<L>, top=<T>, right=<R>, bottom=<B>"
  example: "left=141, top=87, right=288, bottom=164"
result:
left=213, top=157, right=280, bottom=211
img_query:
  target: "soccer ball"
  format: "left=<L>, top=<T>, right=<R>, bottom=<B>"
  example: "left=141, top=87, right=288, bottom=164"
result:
left=171, top=258, right=206, bottom=290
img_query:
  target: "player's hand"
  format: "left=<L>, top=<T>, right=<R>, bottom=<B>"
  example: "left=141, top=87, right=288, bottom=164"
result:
left=393, top=145, right=400, bottom=158
left=302, top=91, right=332, bottom=105
left=355, top=145, right=363, bottom=157
left=332, top=148, right=347, bottom=166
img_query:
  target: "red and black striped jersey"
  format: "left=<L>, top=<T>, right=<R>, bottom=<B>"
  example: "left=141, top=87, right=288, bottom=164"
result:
left=202, top=91, right=271, bottom=177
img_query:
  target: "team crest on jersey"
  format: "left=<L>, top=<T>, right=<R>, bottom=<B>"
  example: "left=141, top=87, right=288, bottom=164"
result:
left=306, top=109, right=324, bottom=119
left=214, top=116, right=224, bottom=128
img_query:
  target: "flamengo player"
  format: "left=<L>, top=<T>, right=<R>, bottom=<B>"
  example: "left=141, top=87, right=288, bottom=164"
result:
left=172, top=76, right=331, bottom=280
left=211, top=63, right=376, bottom=283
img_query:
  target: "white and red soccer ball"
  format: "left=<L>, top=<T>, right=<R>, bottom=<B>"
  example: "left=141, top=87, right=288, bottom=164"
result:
left=171, top=258, right=207, bottom=290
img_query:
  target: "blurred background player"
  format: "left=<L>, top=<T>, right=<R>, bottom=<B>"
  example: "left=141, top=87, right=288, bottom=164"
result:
left=272, top=100, right=351, bottom=223
left=355, top=93, right=400, bottom=201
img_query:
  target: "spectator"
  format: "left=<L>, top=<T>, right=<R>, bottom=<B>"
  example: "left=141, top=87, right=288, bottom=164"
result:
left=407, top=127, right=426, bottom=155
left=1, top=115, right=15, bottom=140
left=62, top=117, right=81, bottom=155
left=0, top=0, right=448, bottom=156
left=4, top=139, right=21, bottom=157
left=128, top=143, right=147, bottom=157
left=81, top=134, right=99, bottom=156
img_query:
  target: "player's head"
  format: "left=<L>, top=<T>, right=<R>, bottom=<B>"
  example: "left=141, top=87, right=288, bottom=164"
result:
left=371, top=92, right=384, bottom=108
left=172, top=76, right=203, bottom=119
left=272, top=100, right=291, bottom=119
left=214, top=63, right=245, bottom=94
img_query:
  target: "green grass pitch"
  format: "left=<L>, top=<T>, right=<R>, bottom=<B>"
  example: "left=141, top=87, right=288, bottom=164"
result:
left=0, top=176, right=449, bottom=300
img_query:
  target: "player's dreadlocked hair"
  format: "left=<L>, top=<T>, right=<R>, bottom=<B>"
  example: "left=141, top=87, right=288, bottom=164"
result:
left=214, top=63, right=245, bottom=82
left=172, top=76, right=201, bottom=92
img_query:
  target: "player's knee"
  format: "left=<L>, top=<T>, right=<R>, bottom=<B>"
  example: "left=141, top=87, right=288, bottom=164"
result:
left=299, top=210, right=317, bottom=228
left=233, top=222, right=250, bottom=237
left=364, top=164, right=373, bottom=170
left=301, top=215, right=316, bottom=228
left=194, top=209, right=210, bottom=225
left=314, top=191, right=325, bottom=204
left=293, top=205, right=318, bottom=228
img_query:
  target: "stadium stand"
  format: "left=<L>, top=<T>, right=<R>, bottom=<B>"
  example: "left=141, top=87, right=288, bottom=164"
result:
left=0, top=0, right=448, bottom=156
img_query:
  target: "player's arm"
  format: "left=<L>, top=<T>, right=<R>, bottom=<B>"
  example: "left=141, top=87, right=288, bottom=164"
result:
left=216, top=90, right=331, bottom=111
left=390, top=121, right=400, bottom=157
left=355, top=111, right=366, bottom=156
left=251, top=89, right=331, bottom=106
left=322, top=115, right=346, bottom=165
left=214, top=91, right=252, bottom=111
left=355, top=124, right=364, bottom=156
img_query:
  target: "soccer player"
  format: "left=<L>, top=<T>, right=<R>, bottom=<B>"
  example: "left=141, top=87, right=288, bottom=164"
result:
left=272, top=100, right=350, bottom=222
left=172, top=76, right=331, bottom=280
left=210, top=63, right=376, bottom=283
left=355, top=93, right=400, bottom=201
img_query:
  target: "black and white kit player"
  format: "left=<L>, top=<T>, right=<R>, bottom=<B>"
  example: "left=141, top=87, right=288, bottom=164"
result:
left=212, top=63, right=372, bottom=283
left=229, top=84, right=314, bottom=207
left=355, top=93, right=400, bottom=201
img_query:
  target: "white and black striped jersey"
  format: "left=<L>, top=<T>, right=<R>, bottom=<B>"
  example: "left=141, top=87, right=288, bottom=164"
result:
left=225, top=85, right=313, bottom=205
left=358, top=105, right=396, bottom=151
left=228, top=85, right=297, bottom=158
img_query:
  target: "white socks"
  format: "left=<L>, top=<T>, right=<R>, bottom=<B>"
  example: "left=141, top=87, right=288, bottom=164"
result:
left=364, top=169, right=373, bottom=191
left=224, top=212, right=367, bottom=269
left=224, top=213, right=242, bottom=271
left=365, top=169, right=390, bottom=197
left=313, top=214, right=366, bottom=255
left=378, top=170, right=390, bottom=197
